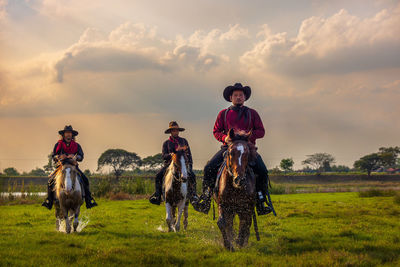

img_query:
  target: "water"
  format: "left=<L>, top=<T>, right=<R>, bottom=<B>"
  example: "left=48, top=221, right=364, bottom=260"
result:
left=57, top=213, right=90, bottom=233
left=0, top=192, right=46, bottom=197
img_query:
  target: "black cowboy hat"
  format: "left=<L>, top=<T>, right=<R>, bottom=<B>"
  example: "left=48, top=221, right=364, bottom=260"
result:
left=223, top=83, right=251, bottom=102
left=58, top=125, right=79, bottom=136
left=164, top=121, right=185, bottom=134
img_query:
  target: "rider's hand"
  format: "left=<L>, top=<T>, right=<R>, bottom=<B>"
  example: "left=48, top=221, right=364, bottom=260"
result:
left=67, top=154, right=74, bottom=159
left=59, top=154, right=67, bottom=160
left=224, top=135, right=231, bottom=144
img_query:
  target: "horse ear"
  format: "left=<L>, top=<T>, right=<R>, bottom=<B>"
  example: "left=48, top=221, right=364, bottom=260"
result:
left=228, top=128, right=235, bottom=140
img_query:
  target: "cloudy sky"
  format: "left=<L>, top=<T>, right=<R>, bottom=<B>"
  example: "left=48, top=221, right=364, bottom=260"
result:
left=0, top=0, right=399, bottom=172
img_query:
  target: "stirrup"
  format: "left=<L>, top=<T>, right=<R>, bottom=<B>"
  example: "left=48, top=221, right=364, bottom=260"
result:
left=256, top=201, right=272, bottom=216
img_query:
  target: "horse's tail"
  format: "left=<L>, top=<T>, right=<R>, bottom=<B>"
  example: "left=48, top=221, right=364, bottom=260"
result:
left=164, top=161, right=175, bottom=194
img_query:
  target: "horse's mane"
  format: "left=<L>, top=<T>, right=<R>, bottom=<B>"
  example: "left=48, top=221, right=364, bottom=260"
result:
left=164, top=158, right=176, bottom=193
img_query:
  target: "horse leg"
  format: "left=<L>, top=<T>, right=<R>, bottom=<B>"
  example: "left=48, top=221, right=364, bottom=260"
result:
left=64, top=208, right=71, bottom=234
left=73, top=206, right=80, bottom=232
left=183, top=201, right=189, bottom=230
left=218, top=207, right=234, bottom=251
left=225, top=211, right=235, bottom=251
left=237, top=211, right=252, bottom=247
left=174, top=199, right=186, bottom=232
left=165, top=202, right=174, bottom=232
left=55, top=202, right=60, bottom=231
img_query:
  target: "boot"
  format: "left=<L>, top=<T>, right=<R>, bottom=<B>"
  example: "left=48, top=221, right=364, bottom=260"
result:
left=83, top=183, right=97, bottom=209
left=149, top=192, right=162, bottom=205
left=256, top=191, right=272, bottom=216
left=188, top=173, right=200, bottom=204
left=85, top=195, right=98, bottom=209
left=192, top=187, right=212, bottom=214
left=149, top=181, right=162, bottom=205
left=41, top=181, right=54, bottom=210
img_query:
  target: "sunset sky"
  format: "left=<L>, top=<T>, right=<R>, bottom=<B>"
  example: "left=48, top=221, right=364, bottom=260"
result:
left=1, top=0, right=399, bottom=173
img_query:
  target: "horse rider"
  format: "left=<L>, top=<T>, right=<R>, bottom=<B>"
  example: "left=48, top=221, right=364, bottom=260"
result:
left=192, top=83, right=272, bottom=215
left=42, top=125, right=98, bottom=210
left=149, top=121, right=200, bottom=205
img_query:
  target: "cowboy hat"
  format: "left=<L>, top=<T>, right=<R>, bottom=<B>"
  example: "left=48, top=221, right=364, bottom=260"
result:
left=223, top=83, right=251, bottom=102
left=164, top=121, right=185, bottom=134
left=58, top=125, right=78, bottom=136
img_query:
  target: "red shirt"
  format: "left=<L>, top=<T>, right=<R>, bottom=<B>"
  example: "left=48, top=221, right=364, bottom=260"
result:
left=213, top=106, right=265, bottom=144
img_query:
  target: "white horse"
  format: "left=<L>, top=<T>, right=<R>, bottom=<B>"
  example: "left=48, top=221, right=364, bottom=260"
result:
left=164, top=149, right=189, bottom=232
left=54, top=162, right=84, bottom=233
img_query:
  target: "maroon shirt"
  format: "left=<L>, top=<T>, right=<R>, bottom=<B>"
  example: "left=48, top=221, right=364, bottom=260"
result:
left=213, top=106, right=265, bottom=145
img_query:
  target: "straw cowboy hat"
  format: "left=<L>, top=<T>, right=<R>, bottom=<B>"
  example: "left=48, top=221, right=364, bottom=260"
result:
left=164, top=121, right=185, bottom=134
left=58, top=125, right=79, bottom=136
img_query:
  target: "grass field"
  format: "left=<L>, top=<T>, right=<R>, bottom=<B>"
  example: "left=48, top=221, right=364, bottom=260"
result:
left=1, top=192, right=400, bottom=266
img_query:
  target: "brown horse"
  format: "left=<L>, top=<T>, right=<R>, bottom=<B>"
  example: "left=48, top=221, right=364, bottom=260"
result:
left=216, top=128, right=257, bottom=251
left=164, top=148, right=189, bottom=232
left=54, top=161, right=84, bottom=233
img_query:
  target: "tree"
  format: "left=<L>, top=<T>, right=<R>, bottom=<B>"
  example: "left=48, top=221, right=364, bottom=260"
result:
left=4, top=167, right=19, bottom=176
left=378, top=146, right=400, bottom=169
left=302, top=153, right=335, bottom=174
left=330, top=165, right=351, bottom=172
left=142, top=153, right=164, bottom=172
left=280, top=158, right=294, bottom=173
left=97, top=149, right=142, bottom=179
left=29, top=168, right=46, bottom=176
left=354, top=153, right=381, bottom=177
left=83, top=169, right=92, bottom=177
left=43, top=153, right=55, bottom=174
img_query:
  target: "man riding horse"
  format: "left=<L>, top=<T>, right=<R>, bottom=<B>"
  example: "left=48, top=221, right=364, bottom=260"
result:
left=149, top=121, right=199, bottom=205
left=42, top=125, right=98, bottom=210
left=193, top=83, right=272, bottom=216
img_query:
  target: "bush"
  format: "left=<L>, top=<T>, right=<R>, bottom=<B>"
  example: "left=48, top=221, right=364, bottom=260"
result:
left=269, top=183, right=286, bottom=195
left=358, top=189, right=396, bottom=198
left=92, top=178, right=113, bottom=197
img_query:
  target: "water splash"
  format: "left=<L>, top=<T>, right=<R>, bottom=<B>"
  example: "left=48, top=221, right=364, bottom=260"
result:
left=56, top=213, right=90, bottom=233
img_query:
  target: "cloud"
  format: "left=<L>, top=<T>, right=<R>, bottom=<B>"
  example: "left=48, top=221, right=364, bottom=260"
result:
left=0, top=0, right=7, bottom=22
left=240, top=4, right=400, bottom=76
left=52, top=23, right=245, bottom=82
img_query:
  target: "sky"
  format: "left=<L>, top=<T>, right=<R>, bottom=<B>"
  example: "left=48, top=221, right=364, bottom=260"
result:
left=0, top=0, right=399, bottom=173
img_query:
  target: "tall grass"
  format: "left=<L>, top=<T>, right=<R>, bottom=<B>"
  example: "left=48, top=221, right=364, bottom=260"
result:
left=358, top=189, right=397, bottom=197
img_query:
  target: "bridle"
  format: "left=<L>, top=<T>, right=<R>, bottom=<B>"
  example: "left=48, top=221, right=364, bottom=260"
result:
left=172, top=153, right=188, bottom=183
left=225, top=141, right=249, bottom=179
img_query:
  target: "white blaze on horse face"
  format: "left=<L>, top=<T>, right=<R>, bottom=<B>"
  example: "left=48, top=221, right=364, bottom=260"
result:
left=65, top=168, right=72, bottom=192
left=180, top=156, right=188, bottom=178
left=237, top=144, right=244, bottom=166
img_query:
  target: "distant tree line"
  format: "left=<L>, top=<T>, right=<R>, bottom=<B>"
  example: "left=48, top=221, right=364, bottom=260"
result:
left=2, top=146, right=399, bottom=178
left=272, top=146, right=400, bottom=176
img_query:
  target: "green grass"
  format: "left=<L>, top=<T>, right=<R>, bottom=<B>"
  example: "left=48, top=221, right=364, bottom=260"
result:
left=1, top=192, right=400, bottom=266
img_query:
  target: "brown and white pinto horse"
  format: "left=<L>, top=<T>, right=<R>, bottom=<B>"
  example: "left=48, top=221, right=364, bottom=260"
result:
left=164, top=148, right=189, bottom=232
left=54, top=160, right=84, bottom=233
left=216, top=128, right=257, bottom=251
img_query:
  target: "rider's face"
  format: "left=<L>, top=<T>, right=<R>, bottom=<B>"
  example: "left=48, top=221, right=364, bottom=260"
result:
left=230, top=90, right=245, bottom=106
left=63, top=131, right=73, bottom=142
left=171, top=129, right=179, bottom=138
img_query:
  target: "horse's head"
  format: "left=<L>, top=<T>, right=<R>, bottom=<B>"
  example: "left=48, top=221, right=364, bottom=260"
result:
left=171, top=147, right=188, bottom=181
left=226, top=128, right=257, bottom=188
left=60, top=163, right=78, bottom=194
